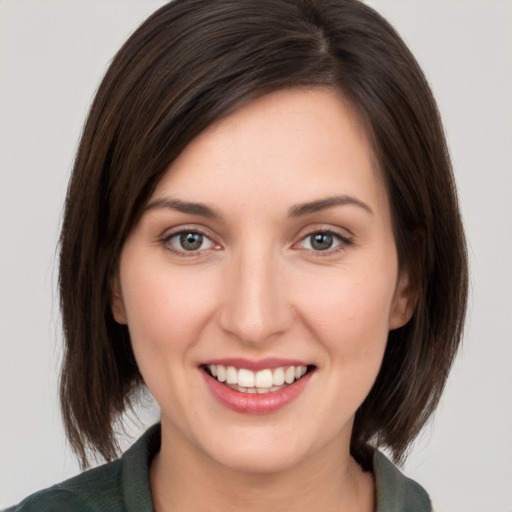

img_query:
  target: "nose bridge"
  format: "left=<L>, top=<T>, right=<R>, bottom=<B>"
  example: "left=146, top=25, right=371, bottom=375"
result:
left=219, top=240, right=290, bottom=345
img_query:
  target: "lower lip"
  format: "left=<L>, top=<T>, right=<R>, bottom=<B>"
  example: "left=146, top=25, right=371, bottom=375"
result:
left=202, top=369, right=313, bottom=414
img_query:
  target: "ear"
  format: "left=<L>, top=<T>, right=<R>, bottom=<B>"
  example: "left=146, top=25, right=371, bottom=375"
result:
left=110, top=276, right=128, bottom=325
left=389, top=270, right=417, bottom=330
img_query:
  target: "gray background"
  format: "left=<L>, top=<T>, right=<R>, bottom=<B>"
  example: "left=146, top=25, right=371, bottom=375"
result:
left=1, top=1, right=511, bottom=510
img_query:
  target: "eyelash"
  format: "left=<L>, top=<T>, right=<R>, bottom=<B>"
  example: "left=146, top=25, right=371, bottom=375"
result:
left=160, top=229, right=219, bottom=258
left=295, top=230, right=353, bottom=255
left=160, top=228, right=353, bottom=257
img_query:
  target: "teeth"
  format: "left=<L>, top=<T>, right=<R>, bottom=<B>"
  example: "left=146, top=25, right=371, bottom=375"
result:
left=273, top=367, right=285, bottom=386
left=216, top=365, right=226, bottom=382
left=284, top=366, right=295, bottom=384
left=226, top=366, right=237, bottom=384
left=238, top=368, right=255, bottom=388
left=255, top=369, right=273, bottom=388
left=207, top=364, right=309, bottom=393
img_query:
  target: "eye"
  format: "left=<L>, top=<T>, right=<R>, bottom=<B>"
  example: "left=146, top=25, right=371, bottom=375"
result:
left=163, top=230, right=217, bottom=254
left=298, top=230, right=352, bottom=252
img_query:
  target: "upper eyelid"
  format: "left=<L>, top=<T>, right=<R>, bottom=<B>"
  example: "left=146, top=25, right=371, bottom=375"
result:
left=298, top=230, right=352, bottom=246
left=293, top=224, right=354, bottom=242
left=303, top=228, right=352, bottom=239
left=160, top=225, right=218, bottom=241
left=164, top=230, right=216, bottom=244
left=163, top=229, right=212, bottom=241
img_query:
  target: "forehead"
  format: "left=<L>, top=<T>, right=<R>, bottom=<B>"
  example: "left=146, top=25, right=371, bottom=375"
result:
left=150, top=87, right=387, bottom=216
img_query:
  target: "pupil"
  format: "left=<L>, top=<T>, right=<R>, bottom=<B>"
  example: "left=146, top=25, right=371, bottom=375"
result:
left=312, top=233, right=333, bottom=251
left=180, top=232, right=202, bottom=250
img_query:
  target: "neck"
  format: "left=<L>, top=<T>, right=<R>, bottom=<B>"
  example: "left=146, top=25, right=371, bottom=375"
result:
left=150, top=421, right=375, bottom=512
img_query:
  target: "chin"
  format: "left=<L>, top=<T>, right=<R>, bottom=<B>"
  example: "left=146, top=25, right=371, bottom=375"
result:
left=195, top=423, right=321, bottom=475
left=210, top=444, right=306, bottom=475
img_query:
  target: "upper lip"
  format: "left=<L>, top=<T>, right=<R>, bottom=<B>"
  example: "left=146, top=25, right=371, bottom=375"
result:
left=201, top=357, right=312, bottom=371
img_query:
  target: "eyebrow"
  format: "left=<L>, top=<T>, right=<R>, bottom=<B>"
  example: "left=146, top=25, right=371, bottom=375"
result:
left=144, top=197, right=222, bottom=220
left=144, top=194, right=373, bottom=220
left=289, top=195, right=373, bottom=217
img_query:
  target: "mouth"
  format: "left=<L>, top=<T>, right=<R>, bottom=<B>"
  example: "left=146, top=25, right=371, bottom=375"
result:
left=203, top=364, right=313, bottom=394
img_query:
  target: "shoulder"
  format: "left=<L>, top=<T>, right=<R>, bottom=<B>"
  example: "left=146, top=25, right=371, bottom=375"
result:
left=3, top=459, right=124, bottom=512
left=373, top=450, right=431, bottom=512
left=4, top=489, right=96, bottom=512
left=3, top=424, right=160, bottom=512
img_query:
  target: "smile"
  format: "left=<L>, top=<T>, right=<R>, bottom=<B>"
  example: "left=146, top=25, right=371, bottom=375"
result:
left=201, top=361, right=315, bottom=414
left=206, top=364, right=309, bottom=394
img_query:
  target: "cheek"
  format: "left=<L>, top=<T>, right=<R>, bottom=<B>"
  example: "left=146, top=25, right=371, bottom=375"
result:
left=293, top=266, right=397, bottom=361
left=119, top=260, right=219, bottom=367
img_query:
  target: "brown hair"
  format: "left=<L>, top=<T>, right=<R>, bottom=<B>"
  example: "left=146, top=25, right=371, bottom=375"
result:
left=59, top=0, right=468, bottom=468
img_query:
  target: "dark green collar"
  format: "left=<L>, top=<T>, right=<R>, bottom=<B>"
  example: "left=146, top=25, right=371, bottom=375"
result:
left=6, top=423, right=431, bottom=511
left=120, top=424, right=432, bottom=512
left=373, top=450, right=431, bottom=511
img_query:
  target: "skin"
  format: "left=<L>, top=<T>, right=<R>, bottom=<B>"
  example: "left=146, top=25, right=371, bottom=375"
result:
left=112, top=88, right=415, bottom=512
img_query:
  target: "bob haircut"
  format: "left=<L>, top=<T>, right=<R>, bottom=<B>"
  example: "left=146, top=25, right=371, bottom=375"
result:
left=59, top=0, right=468, bottom=468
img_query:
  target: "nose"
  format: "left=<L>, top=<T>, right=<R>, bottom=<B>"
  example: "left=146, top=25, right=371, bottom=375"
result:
left=218, top=245, right=292, bottom=346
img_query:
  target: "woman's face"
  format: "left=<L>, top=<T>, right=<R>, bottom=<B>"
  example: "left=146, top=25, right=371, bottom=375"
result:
left=113, top=88, right=413, bottom=473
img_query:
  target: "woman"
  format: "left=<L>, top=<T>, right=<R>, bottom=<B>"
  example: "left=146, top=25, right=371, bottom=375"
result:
left=5, top=0, right=467, bottom=510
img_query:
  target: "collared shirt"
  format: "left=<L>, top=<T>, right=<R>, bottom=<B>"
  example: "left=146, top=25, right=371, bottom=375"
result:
left=4, top=424, right=431, bottom=512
